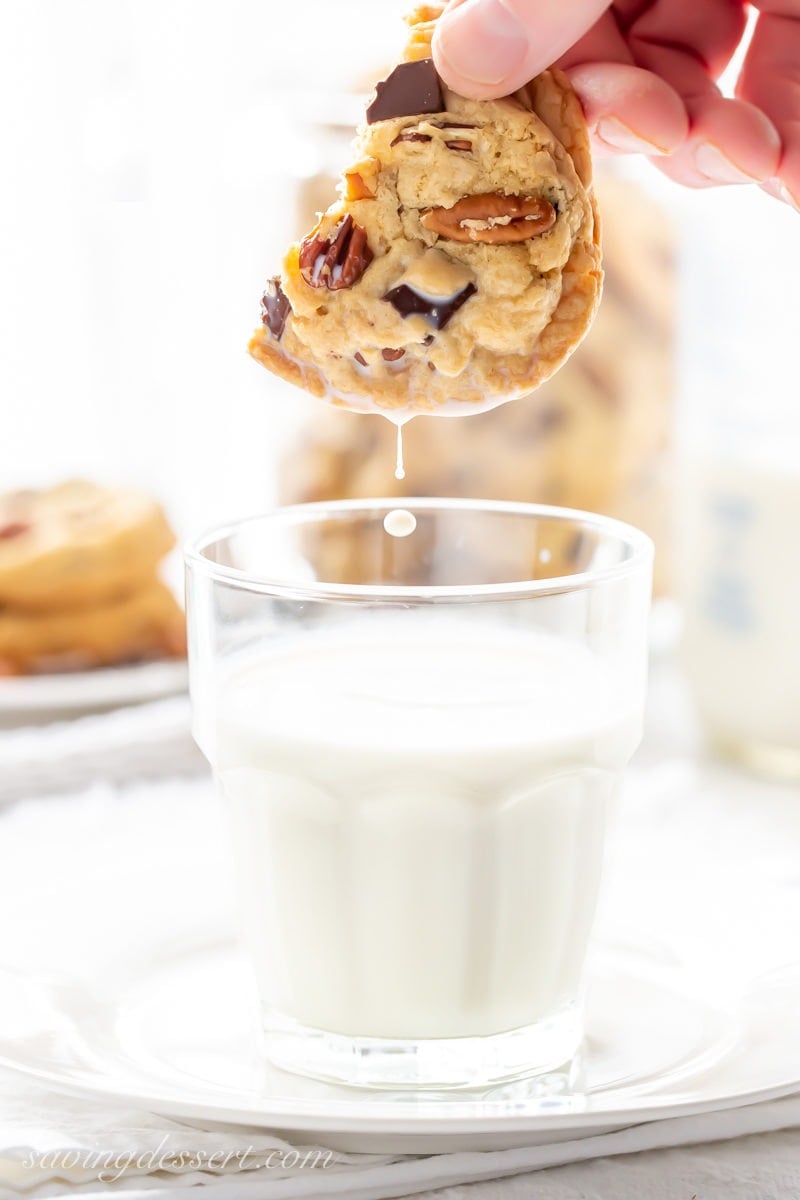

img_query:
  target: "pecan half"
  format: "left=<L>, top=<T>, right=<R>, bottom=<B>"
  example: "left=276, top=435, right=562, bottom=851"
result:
left=393, top=120, right=475, bottom=151
left=0, top=521, right=30, bottom=540
left=343, top=171, right=376, bottom=201
left=421, top=194, right=556, bottom=244
left=299, top=215, right=374, bottom=291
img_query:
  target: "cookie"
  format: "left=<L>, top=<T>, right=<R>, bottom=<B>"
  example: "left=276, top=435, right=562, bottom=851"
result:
left=0, top=579, right=187, bottom=676
left=281, top=171, right=673, bottom=592
left=0, top=481, right=176, bottom=611
left=249, top=5, right=601, bottom=416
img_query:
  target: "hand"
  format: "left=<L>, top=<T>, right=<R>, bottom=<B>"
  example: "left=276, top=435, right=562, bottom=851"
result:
left=432, top=0, right=799, bottom=209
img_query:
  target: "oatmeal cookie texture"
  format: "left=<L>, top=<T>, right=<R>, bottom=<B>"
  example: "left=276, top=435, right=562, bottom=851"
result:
left=0, top=481, right=186, bottom=674
left=0, top=481, right=175, bottom=610
left=249, top=4, right=602, bottom=415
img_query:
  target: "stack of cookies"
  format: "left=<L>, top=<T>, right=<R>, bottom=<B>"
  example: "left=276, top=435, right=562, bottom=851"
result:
left=0, top=482, right=187, bottom=676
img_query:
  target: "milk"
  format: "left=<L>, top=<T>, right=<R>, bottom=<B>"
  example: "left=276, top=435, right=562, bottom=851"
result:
left=216, top=623, right=641, bottom=1041
left=681, top=454, right=800, bottom=754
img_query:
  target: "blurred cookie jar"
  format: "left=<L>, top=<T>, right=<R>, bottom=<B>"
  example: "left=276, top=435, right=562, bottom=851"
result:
left=280, top=169, right=675, bottom=594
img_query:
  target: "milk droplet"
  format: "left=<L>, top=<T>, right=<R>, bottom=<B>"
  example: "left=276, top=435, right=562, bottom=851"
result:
left=384, top=509, right=417, bottom=538
left=394, top=424, right=406, bottom=481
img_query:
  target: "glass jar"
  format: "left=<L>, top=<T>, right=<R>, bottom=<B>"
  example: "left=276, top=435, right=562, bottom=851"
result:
left=676, top=186, right=800, bottom=778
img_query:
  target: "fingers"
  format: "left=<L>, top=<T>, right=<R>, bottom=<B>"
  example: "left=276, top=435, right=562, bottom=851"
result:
left=625, top=0, right=749, bottom=78
left=624, top=33, right=781, bottom=187
left=566, top=62, right=688, bottom=157
left=432, top=0, right=610, bottom=99
left=737, top=10, right=800, bottom=208
left=653, top=92, right=782, bottom=188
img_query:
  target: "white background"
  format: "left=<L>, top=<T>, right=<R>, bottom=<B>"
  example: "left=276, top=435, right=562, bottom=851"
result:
left=1, top=0, right=798, bottom=544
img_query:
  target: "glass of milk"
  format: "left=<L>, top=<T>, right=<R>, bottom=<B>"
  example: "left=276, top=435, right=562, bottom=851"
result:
left=186, top=499, right=652, bottom=1089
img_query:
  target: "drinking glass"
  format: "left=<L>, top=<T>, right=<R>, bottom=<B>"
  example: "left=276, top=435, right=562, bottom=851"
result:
left=186, top=499, right=653, bottom=1090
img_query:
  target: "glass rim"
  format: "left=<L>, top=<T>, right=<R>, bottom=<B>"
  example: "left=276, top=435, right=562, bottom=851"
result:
left=185, top=498, right=654, bottom=603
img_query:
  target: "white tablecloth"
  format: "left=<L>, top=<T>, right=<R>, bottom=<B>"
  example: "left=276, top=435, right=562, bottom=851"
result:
left=0, top=663, right=799, bottom=1199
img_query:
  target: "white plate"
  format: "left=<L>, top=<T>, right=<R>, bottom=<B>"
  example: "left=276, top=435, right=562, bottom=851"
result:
left=1, top=932, right=799, bottom=1154
left=0, top=659, right=188, bottom=717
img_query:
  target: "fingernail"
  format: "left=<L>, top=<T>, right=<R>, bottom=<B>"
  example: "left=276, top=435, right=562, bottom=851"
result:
left=436, top=0, right=527, bottom=87
left=694, top=143, right=759, bottom=185
left=775, top=181, right=800, bottom=213
left=595, top=116, right=670, bottom=156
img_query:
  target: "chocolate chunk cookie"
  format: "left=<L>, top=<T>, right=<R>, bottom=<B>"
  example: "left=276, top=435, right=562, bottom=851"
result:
left=249, top=4, right=601, bottom=416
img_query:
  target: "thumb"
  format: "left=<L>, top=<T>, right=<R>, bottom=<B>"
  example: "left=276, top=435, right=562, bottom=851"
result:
left=433, top=0, right=611, bottom=99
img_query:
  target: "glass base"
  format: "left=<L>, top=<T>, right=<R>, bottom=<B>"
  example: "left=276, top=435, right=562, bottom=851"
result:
left=261, top=1003, right=583, bottom=1091
left=712, top=731, right=800, bottom=783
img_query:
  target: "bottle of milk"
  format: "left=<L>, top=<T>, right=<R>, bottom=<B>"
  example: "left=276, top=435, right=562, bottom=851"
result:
left=676, top=187, right=800, bottom=778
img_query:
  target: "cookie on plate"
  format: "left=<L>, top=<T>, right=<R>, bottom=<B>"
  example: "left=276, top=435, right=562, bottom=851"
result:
left=0, top=579, right=187, bottom=676
left=249, top=4, right=601, bottom=416
left=0, top=481, right=176, bottom=610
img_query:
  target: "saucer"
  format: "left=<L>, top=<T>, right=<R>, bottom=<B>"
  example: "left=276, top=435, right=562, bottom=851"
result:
left=1, top=934, right=798, bottom=1154
left=0, top=659, right=187, bottom=720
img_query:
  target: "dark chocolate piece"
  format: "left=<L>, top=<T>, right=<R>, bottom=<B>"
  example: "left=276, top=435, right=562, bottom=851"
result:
left=367, top=59, right=445, bottom=125
left=260, top=277, right=291, bottom=340
left=391, top=130, right=433, bottom=146
left=354, top=352, right=368, bottom=366
left=381, top=347, right=405, bottom=362
left=384, top=281, right=476, bottom=331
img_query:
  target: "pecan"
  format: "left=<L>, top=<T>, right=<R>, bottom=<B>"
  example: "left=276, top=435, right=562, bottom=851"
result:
left=421, top=194, right=556, bottom=244
left=0, top=521, right=30, bottom=540
left=343, top=171, right=376, bottom=201
left=393, top=120, right=475, bottom=151
left=299, top=215, right=374, bottom=290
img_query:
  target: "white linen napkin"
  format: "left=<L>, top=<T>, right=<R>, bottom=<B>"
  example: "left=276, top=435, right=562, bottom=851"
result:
left=0, top=698, right=203, bottom=804
left=1, top=1073, right=799, bottom=1199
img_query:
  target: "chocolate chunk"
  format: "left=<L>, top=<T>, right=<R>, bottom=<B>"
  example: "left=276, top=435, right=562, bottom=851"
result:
left=382, top=347, right=405, bottom=362
left=260, top=278, right=291, bottom=340
left=384, top=281, right=476, bottom=331
left=367, top=59, right=445, bottom=125
left=354, top=352, right=368, bottom=366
